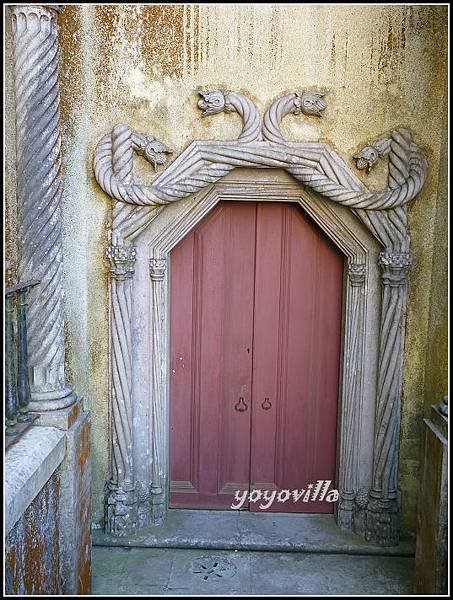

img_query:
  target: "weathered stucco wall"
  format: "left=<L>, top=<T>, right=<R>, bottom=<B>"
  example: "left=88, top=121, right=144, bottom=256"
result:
left=53, top=4, right=448, bottom=533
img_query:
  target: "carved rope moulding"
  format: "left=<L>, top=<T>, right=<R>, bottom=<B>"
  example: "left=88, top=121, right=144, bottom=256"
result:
left=94, top=89, right=427, bottom=219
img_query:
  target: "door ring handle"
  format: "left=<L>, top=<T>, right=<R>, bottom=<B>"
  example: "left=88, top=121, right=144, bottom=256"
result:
left=261, top=397, right=272, bottom=410
left=234, top=397, right=248, bottom=412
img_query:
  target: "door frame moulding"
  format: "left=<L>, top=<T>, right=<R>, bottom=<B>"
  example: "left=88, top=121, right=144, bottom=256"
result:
left=94, top=89, right=428, bottom=546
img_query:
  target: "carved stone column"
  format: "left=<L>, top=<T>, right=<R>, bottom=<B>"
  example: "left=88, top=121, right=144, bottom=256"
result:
left=105, top=244, right=138, bottom=535
left=149, top=256, right=169, bottom=524
left=365, top=251, right=412, bottom=546
left=337, top=260, right=367, bottom=530
left=11, top=5, right=76, bottom=412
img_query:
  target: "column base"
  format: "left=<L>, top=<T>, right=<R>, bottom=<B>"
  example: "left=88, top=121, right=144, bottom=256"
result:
left=104, top=482, right=167, bottom=534
left=336, top=493, right=354, bottom=530
left=365, top=493, right=400, bottom=546
left=105, top=484, right=139, bottom=536
left=28, top=385, right=78, bottom=413
left=29, top=393, right=81, bottom=430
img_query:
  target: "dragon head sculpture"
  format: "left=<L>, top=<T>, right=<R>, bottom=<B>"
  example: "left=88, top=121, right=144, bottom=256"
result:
left=293, top=91, right=327, bottom=117
left=197, top=90, right=234, bottom=117
left=353, top=145, right=380, bottom=173
left=134, top=133, right=173, bottom=171
left=353, top=137, right=391, bottom=173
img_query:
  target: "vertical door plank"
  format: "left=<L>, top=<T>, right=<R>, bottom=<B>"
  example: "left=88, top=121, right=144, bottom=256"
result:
left=251, top=203, right=343, bottom=513
left=170, top=201, right=255, bottom=508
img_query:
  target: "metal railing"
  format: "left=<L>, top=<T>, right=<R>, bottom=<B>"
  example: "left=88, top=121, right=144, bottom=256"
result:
left=5, top=280, right=40, bottom=446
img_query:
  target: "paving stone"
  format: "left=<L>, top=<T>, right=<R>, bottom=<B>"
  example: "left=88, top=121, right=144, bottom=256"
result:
left=92, top=546, right=415, bottom=595
left=249, top=552, right=415, bottom=595
left=167, top=549, right=251, bottom=594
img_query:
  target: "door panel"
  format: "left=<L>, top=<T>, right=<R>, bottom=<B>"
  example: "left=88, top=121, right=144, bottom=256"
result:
left=170, top=200, right=343, bottom=513
left=169, top=202, right=256, bottom=508
left=250, top=203, right=343, bottom=512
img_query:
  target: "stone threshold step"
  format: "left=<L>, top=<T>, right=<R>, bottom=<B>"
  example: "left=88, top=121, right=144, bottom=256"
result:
left=93, top=509, right=415, bottom=557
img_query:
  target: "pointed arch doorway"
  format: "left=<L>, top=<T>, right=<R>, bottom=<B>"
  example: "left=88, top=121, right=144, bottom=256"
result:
left=169, top=199, right=344, bottom=513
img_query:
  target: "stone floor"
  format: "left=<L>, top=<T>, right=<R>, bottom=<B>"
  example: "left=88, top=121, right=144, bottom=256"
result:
left=92, top=510, right=416, bottom=595
left=91, top=546, right=415, bottom=595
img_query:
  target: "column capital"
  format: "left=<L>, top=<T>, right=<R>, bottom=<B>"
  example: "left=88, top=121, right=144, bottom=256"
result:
left=149, top=257, right=167, bottom=281
left=378, top=251, right=412, bottom=285
left=10, top=5, right=59, bottom=27
left=348, top=260, right=366, bottom=287
left=106, top=245, right=136, bottom=280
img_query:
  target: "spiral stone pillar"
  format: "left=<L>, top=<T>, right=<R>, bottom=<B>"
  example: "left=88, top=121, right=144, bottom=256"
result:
left=11, top=5, right=76, bottom=413
left=365, top=251, right=412, bottom=546
left=105, top=244, right=138, bottom=535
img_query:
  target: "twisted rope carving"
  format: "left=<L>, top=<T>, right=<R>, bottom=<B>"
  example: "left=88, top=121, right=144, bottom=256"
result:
left=198, top=89, right=262, bottom=142
left=94, top=124, right=172, bottom=206
left=12, top=7, right=69, bottom=397
left=286, top=128, right=427, bottom=210
left=372, top=252, right=411, bottom=499
left=262, top=91, right=327, bottom=142
left=94, top=92, right=427, bottom=245
left=106, top=246, right=136, bottom=490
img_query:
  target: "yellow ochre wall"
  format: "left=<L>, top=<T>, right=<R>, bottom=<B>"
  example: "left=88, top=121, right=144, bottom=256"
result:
left=8, top=5, right=447, bottom=533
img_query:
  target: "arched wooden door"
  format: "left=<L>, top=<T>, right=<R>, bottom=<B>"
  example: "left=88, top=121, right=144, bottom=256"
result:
left=169, top=201, right=344, bottom=513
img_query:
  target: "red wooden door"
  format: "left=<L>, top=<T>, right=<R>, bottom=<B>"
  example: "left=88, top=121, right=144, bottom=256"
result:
left=169, top=202, right=255, bottom=508
left=169, top=201, right=343, bottom=512
left=250, top=203, right=343, bottom=513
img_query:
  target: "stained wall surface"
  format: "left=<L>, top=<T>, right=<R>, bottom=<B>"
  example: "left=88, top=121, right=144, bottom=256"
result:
left=6, top=5, right=448, bottom=534
left=5, top=471, right=62, bottom=595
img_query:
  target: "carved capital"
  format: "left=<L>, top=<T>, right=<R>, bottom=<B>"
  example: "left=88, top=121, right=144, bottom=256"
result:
left=348, top=261, right=366, bottom=286
left=149, top=257, right=167, bottom=281
left=11, top=5, right=59, bottom=29
left=378, top=251, right=411, bottom=285
left=106, top=245, right=136, bottom=280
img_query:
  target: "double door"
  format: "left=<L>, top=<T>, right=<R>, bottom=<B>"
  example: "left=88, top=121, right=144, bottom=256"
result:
left=169, top=201, right=343, bottom=512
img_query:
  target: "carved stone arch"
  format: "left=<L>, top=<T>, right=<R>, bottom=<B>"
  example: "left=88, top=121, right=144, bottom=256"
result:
left=96, top=89, right=427, bottom=545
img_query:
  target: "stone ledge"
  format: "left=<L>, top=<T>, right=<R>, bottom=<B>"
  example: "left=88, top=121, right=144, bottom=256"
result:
left=5, top=425, right=67, bottom=535
left=92, top=509, right=416, bottom=557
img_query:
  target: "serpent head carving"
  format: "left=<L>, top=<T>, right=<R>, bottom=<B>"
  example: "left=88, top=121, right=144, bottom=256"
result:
left=133, top=133, right=173, bottom=171
left=197, top=90, right=234, bottom=117
left=293, top=91, right=327, bottom=116
left=353, top=145, right=380, bottom=173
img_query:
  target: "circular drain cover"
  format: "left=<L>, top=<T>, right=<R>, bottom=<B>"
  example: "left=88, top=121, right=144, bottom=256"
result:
left=190, top=556, right=237, bottom=581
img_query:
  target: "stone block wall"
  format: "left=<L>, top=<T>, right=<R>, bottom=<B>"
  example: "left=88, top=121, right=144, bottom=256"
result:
left=6, top=469, right=63, bottom=595
left=5, top=414, right=92, bottom=595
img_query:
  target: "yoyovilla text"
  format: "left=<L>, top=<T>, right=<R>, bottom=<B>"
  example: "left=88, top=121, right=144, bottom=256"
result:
left=231, top=480, right=339, bottom=510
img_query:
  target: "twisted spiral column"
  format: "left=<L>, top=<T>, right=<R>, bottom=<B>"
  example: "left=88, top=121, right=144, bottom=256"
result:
left=365, top=251, right=412, bottom=546
left=105, top=244, right=138, bottom=535
left=11, top=5, right=76, bottom=410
